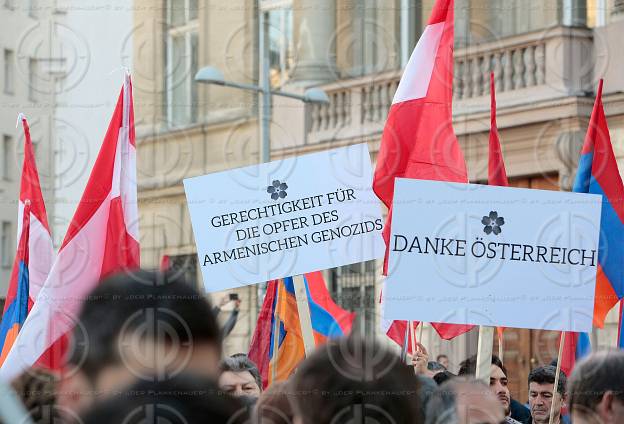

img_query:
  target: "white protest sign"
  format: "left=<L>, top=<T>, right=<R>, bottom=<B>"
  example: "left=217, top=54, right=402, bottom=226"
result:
left=184, top=143, right=384, bottom=292
left=382, top=179, right=602, bottom=332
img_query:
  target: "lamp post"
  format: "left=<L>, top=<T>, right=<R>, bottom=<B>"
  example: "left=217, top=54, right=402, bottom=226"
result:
left=195, top=13, right=329, bottom=164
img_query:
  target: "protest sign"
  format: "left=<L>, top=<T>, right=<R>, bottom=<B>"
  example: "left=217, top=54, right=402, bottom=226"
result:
left=184, top=143, right=384, bottom=292
left=382, top=179, right=603, bottom=332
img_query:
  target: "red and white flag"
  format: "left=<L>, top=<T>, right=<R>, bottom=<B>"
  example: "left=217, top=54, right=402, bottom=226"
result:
left=376, top=0, right=474, bottom=345
left=0, top=73, right=139, bottom=380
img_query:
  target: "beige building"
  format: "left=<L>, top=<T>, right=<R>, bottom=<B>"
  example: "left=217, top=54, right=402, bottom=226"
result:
left=0, top=1, right=55, bottom=301
left=134, top=0, right=624, bottom=401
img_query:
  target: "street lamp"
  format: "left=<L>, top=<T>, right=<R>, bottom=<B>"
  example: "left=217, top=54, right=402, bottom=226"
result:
left=195, top=67, right=329, bottom=164
left=195, top=13, right=329, bottom=165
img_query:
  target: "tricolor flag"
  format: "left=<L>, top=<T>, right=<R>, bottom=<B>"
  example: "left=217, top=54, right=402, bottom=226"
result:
left=572, top=79, right=624, bottom=328
left=374, top=0, right=473, bottom=346
left=248, top=272, right=353, bottom=388
left=0, top=73, right=139, bottom=380
left=0, top=115, right=54, bottom=366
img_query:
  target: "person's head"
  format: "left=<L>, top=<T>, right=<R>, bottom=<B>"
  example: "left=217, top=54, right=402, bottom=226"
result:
left=254, top=381, right=294, bottom=424
left=436, top=354, right=449, bottom=369
left=568, top=350, right=624, bottom=424
left=218, top=354, right=262, bottom=398
left=290, top=335, right=422, bottom=424
left=425, top=378, right=505, bottom=424
left=79, top=373, right=248, bottom=423
left=528, top=365, right=567, bottom=424
left=458, top=354, right=510, bottom=415
left=57, top=269, right=222, bottom=419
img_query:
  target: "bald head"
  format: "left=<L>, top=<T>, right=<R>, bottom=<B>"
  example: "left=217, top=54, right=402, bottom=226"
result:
left=569, top=350, right=624, bottom=424
left=425, top=378, right=505, bottom=424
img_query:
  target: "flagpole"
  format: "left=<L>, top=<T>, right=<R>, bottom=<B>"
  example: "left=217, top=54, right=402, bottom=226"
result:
left=400, top=323, right=409, bottom=363
left=475, top=326, right=495, bottom=382
left=409, top=321, right=416, bottom=368
left=292, top=275, right=316, bottom=355
left=548, top=332, right=566, bottom=424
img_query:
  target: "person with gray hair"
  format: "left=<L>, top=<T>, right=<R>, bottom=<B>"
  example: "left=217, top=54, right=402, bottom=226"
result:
left=568, top=350, right=624, bottom=424
left=527, top=365, right=567, bottom=424
left=218, top=353, right=263, bottom=399
left=425, top=378, right=505, bottom=424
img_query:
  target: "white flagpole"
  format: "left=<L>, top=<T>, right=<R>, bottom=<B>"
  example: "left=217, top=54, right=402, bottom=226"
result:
left=293, top=275, right=316, bottom=355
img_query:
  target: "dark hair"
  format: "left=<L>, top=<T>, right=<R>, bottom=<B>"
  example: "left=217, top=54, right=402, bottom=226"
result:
left=568, top=350, right=624, bottom=415
left=436, top=354, right=448, bottom=361
left=290, top=335, right=422, bottom=424
left=79, top=374, right=248, bottom=423
left=69, top=269, right=221, bottom=382
left=528, top=365, right=566, bottom=395
left=458, top=354, right=507, bottom=377
left=433, top=371, right=456, bottom=386
left=220, top=354, right=262, bottom=390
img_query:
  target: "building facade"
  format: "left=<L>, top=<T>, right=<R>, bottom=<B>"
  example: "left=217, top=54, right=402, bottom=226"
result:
left=0, top=1, right=55, bottom=301
left=134, top=0, right=624, bottom=402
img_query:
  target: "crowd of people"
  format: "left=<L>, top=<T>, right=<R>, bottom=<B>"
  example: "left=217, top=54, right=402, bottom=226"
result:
left=3, top=269, right=623, bottom=423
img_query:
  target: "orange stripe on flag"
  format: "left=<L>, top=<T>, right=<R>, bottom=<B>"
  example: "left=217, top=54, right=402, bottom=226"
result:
left=594, top=265, right=619, bottom=328
left=0, top=323, right=20, bottom=366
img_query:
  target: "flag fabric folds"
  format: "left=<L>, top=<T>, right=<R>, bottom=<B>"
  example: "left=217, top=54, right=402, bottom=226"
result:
left=373, top=0, right=467, bottom=274
left=0, top=73, right=140, bottom=380
left=374, top=0, right=473, bottom=346
left=0, top=116, right=54, bottom=366
left=248, top=272, right=354, bottom=388
left=572, top=79, right=624, bottom=328
left=560, top=332, right=591, bottom=377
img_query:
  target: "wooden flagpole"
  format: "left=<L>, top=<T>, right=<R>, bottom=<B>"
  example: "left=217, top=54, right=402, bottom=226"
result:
left=548, top=332, right=566, bottom=424
left=475, top=326, right=495, bottom=383
left=417, top=321, right=424, bottom=351
left=409, top=321, right=416, bottom=358
left=292, top=274, right=316, bottom=355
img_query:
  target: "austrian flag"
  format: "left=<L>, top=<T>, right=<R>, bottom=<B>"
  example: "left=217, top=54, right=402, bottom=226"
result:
left=375, top=0, right=474, bottom=344
left=0, top=73, right=139, bottom=380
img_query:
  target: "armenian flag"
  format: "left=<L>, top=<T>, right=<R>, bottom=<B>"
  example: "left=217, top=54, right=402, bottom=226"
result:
left=248, top=271, right=354, bottom=388
left=572, top=79, right=624, bottom=328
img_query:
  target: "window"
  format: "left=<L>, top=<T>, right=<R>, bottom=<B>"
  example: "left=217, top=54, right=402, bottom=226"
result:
left=28, top=0, right=38, bottom=18
left=28, top=58, right=37, bottom=101
left=2, top=135, right=12, bottom=181
left=4, top=49, right=14, bottom=94
left=1, top=221, right=12, bottom=268
left=166, top=0, right=199, bottom=127
left=400, top=0, right=421, bottom=67
left=168, top=254, right=198, bottom=286
left=330, top=260, right=377, bottom=336
left=261, top=1, right=294, bottom=87
left=587, top=0, right=609, bottom=27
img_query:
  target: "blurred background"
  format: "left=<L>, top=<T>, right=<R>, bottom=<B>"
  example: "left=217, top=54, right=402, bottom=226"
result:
left=1, top=0, right=623, bottom=402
